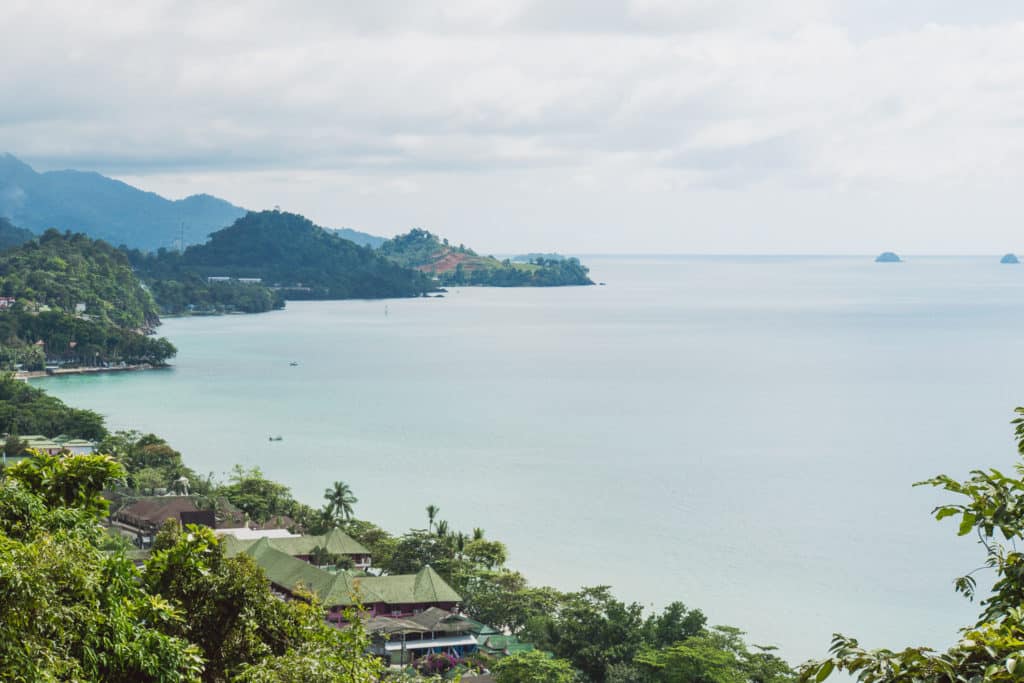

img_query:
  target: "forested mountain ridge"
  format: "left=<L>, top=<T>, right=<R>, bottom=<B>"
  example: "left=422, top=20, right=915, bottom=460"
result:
left=0, top=154, right=389, bottom=251
left=131, top=210, right=435, bottom=300
left=0, top=154, right=245, bottom=251
left=381, top=228, right=594, bottom=287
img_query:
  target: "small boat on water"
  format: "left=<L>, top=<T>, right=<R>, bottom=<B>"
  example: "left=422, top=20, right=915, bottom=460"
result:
left=268, top=435, right=283, bottom=442
left=289, top=361, right=299, bottom=366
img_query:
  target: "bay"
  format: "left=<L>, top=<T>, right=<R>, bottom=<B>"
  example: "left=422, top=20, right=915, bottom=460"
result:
left=38, top=255, right=1022, bottom=664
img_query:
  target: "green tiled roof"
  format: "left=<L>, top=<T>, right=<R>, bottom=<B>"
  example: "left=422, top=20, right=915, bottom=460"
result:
left=222, top=527, right=369, bottom=557
left=353, top=565, right=462, bottom=606
left=238, top=538, right=460, bottom=608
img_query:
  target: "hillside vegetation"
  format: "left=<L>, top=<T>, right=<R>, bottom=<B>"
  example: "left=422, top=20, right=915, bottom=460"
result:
left=381, top=229, right=593, bottom=287
left=132, top=210, right=434, bottom=301
left=0, top=231, right=175, bottom=370
left=0, top=230, right=159, bottom=328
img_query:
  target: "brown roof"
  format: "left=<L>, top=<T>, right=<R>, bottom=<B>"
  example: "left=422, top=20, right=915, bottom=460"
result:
left=112, top=496, right=246, bottom=531
left=113, top=497, right=202, bottom=530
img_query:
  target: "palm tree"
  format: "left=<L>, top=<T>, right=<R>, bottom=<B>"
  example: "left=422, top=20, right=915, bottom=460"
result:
left=323, top=481, right=358, bottom=523
left=426, top=504, right=440, bottom=531
left=435, top=520, right=450, bottom=538
left=472, top=527, right=485, bottom=541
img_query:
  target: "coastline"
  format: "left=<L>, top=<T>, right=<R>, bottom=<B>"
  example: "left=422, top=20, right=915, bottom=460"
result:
left=17, top=363, right=167, bottom=381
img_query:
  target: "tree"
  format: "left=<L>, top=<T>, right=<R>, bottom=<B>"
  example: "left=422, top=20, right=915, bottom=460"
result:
left=383, top=529, right=453, bottom=577
left=643, top=601, right=707, bottom=648
left=801, top=407, right=1024, bottom=682
left=527, top=585, right=646, bottom=682
left=493, top=650, right=578, bottom=683
left=218, top=465, right=294, bottom=523
left=461, top=570, right=563, bottom=635
left=6, top=450, right=125, bottom=517
left=463, top=538, right=508, bottom=570
left=3, top=431, right=24, bottom=458
left=635, top=629, right=745, bottom=683
left=323, top=480, right=357, bottom=523
left=636, top=626, right=793, bottom=683
left=426, top=503, right=439, bottom=531
left=133, top=466, right=170, bottom=494
left=0, top=457, right=203, bottom=681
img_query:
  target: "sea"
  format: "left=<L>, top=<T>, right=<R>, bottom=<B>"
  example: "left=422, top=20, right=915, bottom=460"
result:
left=36, top=255, right=1021, bottom=666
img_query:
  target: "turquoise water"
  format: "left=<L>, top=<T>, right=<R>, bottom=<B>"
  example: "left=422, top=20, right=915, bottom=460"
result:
left=38, top=255, right=1024, bottom=664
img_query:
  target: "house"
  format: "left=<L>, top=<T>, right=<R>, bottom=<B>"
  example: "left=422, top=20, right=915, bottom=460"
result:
left=221, top=527, right=373, bottom=570
left=231, top=538, right=461, bottom=621
left=365, top=607, right=478, bottom=665
left=237, top=277, right=262, bottom=284
left=0, top=296, right=15, bottom=310
left=8, top=435, right=98, bottom=456
left=207, top=276, right=232, bottom=282
left=111, top=496, right=246, bottom=547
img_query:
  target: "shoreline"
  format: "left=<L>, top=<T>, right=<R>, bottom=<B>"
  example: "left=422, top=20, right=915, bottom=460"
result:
left=18, top=363, right=167, bottom=381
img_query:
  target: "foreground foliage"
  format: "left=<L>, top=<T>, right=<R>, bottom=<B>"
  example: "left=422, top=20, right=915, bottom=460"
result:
left=0, top=451, right=381, bottom=682
left=801, top=407, right=1024, bottom=682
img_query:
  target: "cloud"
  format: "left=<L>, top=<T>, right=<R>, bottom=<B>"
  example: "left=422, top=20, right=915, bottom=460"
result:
left=3, top=1, right=1024, bottom=250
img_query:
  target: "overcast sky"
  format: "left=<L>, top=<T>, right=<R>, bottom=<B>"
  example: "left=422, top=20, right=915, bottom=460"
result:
left=4, top=0, right=1024, bottom=253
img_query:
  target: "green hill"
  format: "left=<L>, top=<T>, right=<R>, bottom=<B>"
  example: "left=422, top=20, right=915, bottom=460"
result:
left=0, top=230, right=159, bottom=328
left=0, top=231, right=175, bottom=370
left=380, top=229, right=593, bottom=287
left=131, top=210, right=434, bottom=301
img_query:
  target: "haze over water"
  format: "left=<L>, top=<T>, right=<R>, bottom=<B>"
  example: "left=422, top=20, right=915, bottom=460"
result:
left=39, top=255, right=1019, bottom=664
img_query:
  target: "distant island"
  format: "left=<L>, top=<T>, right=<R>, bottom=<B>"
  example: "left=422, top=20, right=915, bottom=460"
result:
left=875, top=251, right=902, bottom=263
left=0, top=153, right=386, bottom=251
left=380, top=229, right=593, bottom=287
left=1001, top=253, right=1020, bottom=264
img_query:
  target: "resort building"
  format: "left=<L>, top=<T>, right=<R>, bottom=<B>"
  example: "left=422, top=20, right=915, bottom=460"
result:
left=221, top=527, right=373, bottom=571
left=110, top=496, right=247, bottom=547
left=226, top=537, right=461, bottom=620
left=365, top=607, right=479, bottom=665
left=2, top=435, right=99, bottom=460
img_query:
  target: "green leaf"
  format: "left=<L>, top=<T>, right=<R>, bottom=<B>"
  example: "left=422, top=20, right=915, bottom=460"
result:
left=959, top=513, right=977, bottom=536
left=815, top=660, right=834, bottom=682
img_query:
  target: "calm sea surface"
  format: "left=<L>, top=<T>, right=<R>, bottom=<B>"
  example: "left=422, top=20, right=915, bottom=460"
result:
left=38, top=255, right=1022, bottom=664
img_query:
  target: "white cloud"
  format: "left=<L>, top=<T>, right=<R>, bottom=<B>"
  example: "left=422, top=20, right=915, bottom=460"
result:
left=3, top=1, right=1024, bottom=251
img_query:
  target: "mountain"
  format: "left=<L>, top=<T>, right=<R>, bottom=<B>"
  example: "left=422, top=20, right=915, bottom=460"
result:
left=380, top=229, right=594, bottom=287
left=0, top=154, right=246, bottom=251
left=0, top=217, right=34, bottom=252
left=130, top=210, right=434, bottom=300
left=324, top=226, right=387, bottom=249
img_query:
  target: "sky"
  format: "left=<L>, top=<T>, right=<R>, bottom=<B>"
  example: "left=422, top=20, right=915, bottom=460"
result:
left=4, top=0, right=1024, bottom=253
